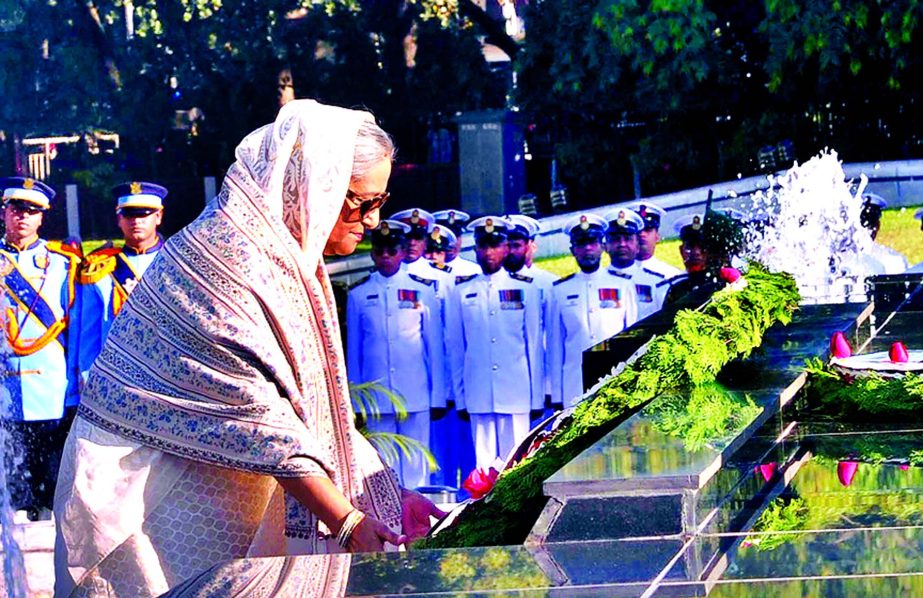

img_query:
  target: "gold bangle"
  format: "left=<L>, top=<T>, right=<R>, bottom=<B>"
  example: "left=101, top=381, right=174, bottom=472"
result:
left=336, top=509, right=365, bottom=549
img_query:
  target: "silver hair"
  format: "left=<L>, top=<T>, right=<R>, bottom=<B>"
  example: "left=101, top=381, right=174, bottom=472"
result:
left=351, top=118, right=396, bottom=181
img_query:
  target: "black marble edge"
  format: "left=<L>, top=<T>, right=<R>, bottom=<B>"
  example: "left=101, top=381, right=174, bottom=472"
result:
left=544, top=304, right=866, bottom=497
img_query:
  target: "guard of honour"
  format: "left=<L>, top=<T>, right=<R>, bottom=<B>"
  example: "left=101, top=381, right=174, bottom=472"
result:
left=346, top=201, right=728, bottom=484
left=1, top=177, right=165, bottom=521
left=2, top=174, right=919, bottom=507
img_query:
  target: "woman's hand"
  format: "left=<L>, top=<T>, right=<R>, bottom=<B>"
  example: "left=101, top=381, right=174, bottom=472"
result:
left=401, top=488, right=448, bottom=542
left=348, top=514, right=407, bottom=552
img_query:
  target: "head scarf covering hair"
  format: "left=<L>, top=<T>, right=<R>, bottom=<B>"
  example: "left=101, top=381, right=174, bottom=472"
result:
left=78, top=100, right=401, bottom=544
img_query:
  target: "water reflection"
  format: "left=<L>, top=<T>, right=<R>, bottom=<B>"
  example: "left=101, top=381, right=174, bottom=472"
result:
left=745, top=459, right=923, bottom=552
left=708, top=576, right=923, bottom=598
left=162, top=547, right=556, bottom=597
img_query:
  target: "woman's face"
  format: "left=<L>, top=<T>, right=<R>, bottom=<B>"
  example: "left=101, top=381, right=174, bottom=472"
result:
left=324, top=158, right=391, bottom=256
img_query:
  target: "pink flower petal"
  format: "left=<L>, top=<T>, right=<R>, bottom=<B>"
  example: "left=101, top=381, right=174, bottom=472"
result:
left=830, top=332, right=852, bottom=359
left=837, top=460, right=859, bottom=487
left=889, top=341, right=910, bottom=363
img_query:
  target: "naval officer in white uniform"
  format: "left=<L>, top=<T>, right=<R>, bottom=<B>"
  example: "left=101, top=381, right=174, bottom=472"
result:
left=860, top=193, right=909, bottom=274
left=445, top=216, right=544, bottom=469
left=623, top=202, right=681, bottom=279
left=548, top=214, right=638, bottom=408
left=504, top=214, right=558, bottom=289
left=391, top=207, right=446, bottom=284
left=605, top=209, right=668, bottom=321
left=347, top=219, right=445, bottom=489
left=433, top=209, right=480, bottom=277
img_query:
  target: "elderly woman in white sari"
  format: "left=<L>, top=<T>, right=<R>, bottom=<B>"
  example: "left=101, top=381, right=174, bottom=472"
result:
left=53, top=100, right=445, bottom=597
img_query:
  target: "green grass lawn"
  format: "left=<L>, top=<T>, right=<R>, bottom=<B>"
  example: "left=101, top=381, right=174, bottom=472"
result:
left=535, top=206, right=922, bottom=277
left=880, top=206, right=922, bottom=265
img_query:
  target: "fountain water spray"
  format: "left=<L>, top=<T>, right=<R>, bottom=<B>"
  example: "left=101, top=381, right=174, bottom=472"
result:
left=745, top=150, right=877, bottom=303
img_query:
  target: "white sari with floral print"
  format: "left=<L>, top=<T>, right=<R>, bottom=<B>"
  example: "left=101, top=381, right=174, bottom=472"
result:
left=53, top=100, right=401, bottom=597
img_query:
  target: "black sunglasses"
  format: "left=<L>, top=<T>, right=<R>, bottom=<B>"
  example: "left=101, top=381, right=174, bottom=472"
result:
left=118, top=207, right=159, bottom=219
left=343, top=189, right=390, bottom=223
left=5, top=201, right=45, bottom=215
left=372, top=245, right=401, bottom=256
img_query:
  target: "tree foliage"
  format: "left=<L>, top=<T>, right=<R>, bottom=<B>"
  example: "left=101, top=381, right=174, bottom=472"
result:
left=0, top=0, right=505, bottom=178
left=516, top=0, right=923, bottom=200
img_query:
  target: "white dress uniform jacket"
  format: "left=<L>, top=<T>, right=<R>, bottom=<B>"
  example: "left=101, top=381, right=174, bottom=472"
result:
left=407, top=257, right=457, bottom=295
left=445, top=269, right=543, bottom=415
left=608, top=262, right=668, bottom=321
left=638, top=255, right=682, bottom=279
left=547, top=269, right=639, bottom=407
left=446, top=256, right=481, bottom=277
left=523, top=264, right=558, bottom=289
left=347, top=268, right=445, bottom=414
left=521, top=264, right=557, bottom=395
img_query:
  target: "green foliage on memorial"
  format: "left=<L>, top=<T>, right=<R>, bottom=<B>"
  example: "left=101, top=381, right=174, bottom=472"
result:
left=643, top=383, right=762, bottom=452
left=804, top=358, right=923, bottom=416
left=418, top=263, right=799, bottom=548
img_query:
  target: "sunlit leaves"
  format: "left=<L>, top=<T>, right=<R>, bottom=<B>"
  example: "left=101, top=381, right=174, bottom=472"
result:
left=417, top=0, right=461, bottom=27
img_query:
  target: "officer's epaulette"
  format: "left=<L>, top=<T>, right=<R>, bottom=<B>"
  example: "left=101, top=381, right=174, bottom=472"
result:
left=657, top=273, right=686, bottom=288
left=430, top=262, right=452, bottom=273
left=609, top=269, right=632, bottom=280
left=78, top=248, right=121, bottom=284
left=510, top=272, right=534, bottom=283
left=553, top=272, right=576, bottom=286
left=642, top=267, right=666, bottom=279
left=455, top=274, right=477, bottom=285
left=348, top=275, right=371, bottom=291
left=45, top=240, right=82, bottom=262
left=409, top=273, right=437, bottom=287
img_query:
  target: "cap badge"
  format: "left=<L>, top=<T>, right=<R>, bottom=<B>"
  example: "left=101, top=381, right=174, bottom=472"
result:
left=692, top=215, right=702, bottom=230
left=381, top=222, right=390, bottom=236
left=23, top=178, right=34, bottom=190
left=616, top=211, right=627, bottom=226
left=639, top=205, right=648, bottom=217
left=448, top=211, right=456, bottom=224
left=579, top=215, right=589, bottom=230
left=411, top=209, right=420, bottom=224
left=485, top=218, right=495, bottom=233
left=431, top=226, right=442, bottom=241
left=130, top=182, right=143, bottom=195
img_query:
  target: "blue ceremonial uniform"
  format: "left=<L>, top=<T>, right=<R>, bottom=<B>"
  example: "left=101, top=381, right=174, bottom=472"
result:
left=1, top=176, right=81, bottom=515
left=77, top=236, right=164, bottom=380
left=1, top=238, right=80, bottom=420
left=1, top=236, right=80, bottom=514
